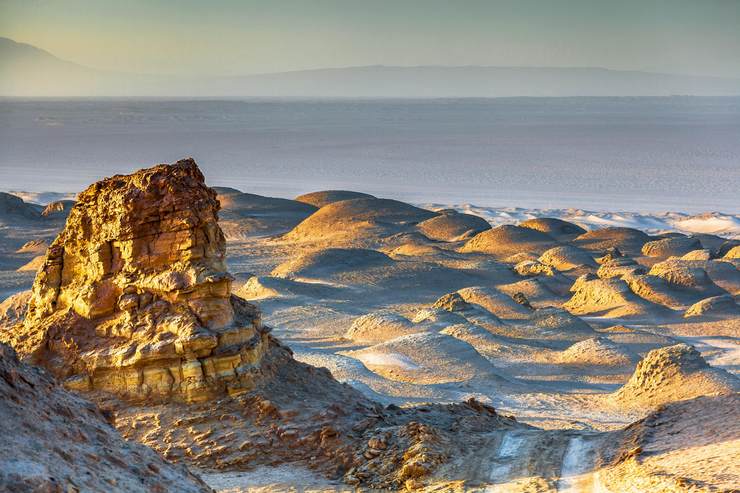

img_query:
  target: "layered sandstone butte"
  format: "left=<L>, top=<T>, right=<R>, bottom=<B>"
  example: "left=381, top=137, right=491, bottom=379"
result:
left=3, top=158, right=270, bottom=403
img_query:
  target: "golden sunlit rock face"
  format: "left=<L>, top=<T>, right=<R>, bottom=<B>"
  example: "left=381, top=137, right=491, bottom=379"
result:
left=4, top=158, right=271, bottom=403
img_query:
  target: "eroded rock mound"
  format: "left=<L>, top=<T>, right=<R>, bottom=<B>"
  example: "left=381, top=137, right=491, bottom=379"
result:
left=0, top=344, right=211, bottom=493
left=518, top=217, right=586, bottom=239
left=294, top=190, right=376, bottom=208
left=681, top=248, right=713, bottom=261
left=556, top=337, right=638, bottom=366
left=0, top=290, right=30, bottom=330
left=456, top=286, right=532, bottom=320
left=345, top=311, right=425, bottom=344
left=602, top=395, right=740, bottom=492
left=515, top=259, right=557, bottom=277
left=538, top=245, right=596, bottom=271
left=3, top=159, right=273, bottom=403
left=613, top=344, right=739, bottom=408
left=236, top=275, right=341, bottom=300
left=15, top=239, right=48, bottom=254
left=565, top=276, right=663, bottom=318
left=596, top=257, right=645, bottom=279
left=684, top=294, right=739, bottom=318
left=284, top=198, right=437, bottom=246
left=347, top=332, right=502, bottom=385
left=272, top=247, right=394, bottom=280
left=573, top=227, right=650, bottom=256
left=0, top=192, right=42, bottom=224
left=648, top=259, right=726, bottom=294
left=724, top=245, right=740, bottom=259
left=416, top=210, right=491, bottom=241
left=641, top=236, right=702, bottom=258
left=214, top=187, right=317, bottom=238
left=528, top=307, right=596, bottom=339
left=41, top=199, right=75, bottom=221
left=460, top=225, right=557, bottom=258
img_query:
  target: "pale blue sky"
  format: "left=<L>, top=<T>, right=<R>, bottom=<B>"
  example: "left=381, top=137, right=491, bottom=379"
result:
left=2, top=0, right=739, bottom=77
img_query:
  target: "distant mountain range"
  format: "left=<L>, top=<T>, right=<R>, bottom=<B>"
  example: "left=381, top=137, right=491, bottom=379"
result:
left=2, top=37, right=740, bottom=97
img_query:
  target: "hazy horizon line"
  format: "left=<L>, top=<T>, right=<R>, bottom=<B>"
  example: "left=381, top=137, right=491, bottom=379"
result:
left=3, top=35, right=740, bottom=81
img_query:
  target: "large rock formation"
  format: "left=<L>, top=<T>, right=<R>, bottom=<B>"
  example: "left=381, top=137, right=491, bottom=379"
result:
left=4, top=159, right=270, bottom=404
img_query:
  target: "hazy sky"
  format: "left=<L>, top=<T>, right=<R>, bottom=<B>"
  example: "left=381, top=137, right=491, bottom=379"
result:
left=2, top=0, right=739, bottom=77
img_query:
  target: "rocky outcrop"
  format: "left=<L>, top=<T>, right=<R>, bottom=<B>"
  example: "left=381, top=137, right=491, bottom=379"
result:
left=0, top=192, right=42, bottom=224
left=681, top=248, right=713, bottom=261
left=602, top=395, right=740, bottom=493
left=647, top=259, right=726, bottom=296
left=430, top=291, right=505, bottom=330
left=556, top=337, right=638, bottom=366
left=16, top=255, right=45, bottom=272
left=596, top=257, right=645, bottom=279
left=41, top=199, right=75, bottom=220
left=564, top=276, right=662, bottom=318
left=538, top=245, right=596, bottom=271
left=612, top=344, right=739, bottom=408
left=3, top=159, right=272, bottom=404
left=15, top=239, right=48, bottom=254
left=345, top=311, right=423, bottom=343
left=0, top=343, right=211, bottom=493
left=724, top=245, right=740, bottom=259
left=641, top=236, right=702, bottom=258
left=684, top=294, right=739, bottom=318
left=515, top=259, right=557, bottom=277
left=573, top=227, right=650, bottom=256
left=455, top=286, right=532, bottom=319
